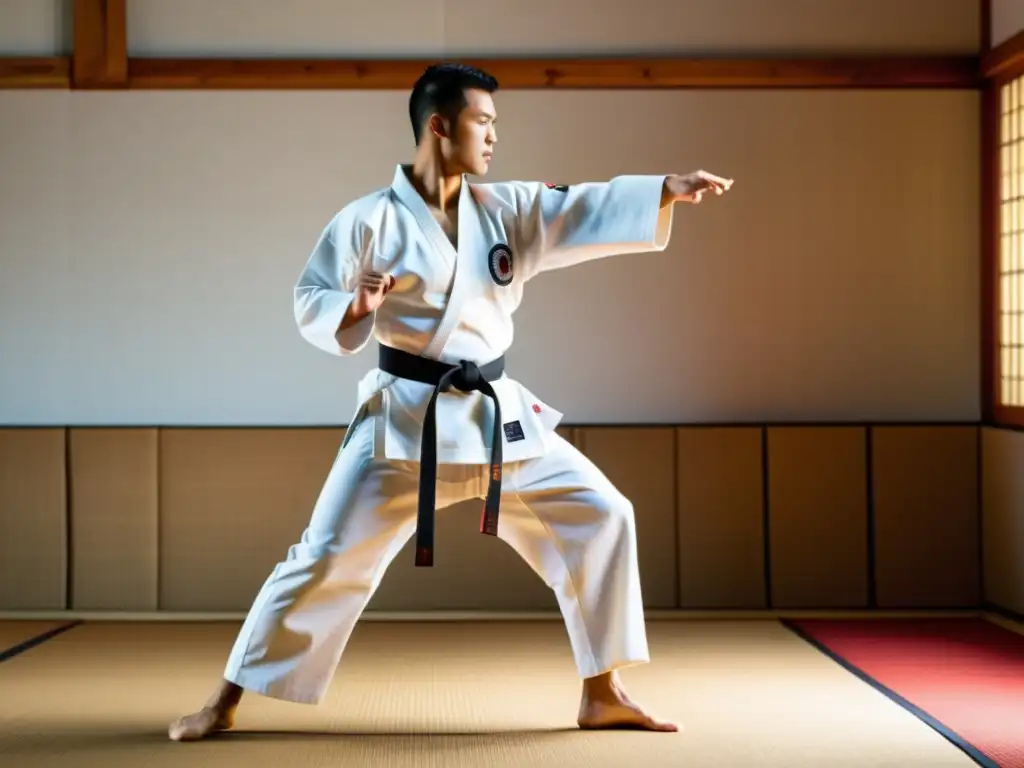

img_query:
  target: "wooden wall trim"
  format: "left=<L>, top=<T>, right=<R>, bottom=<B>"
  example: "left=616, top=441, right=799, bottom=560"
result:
left=72, top=0, right=127, bottom=89
left=0, top=421, right=986, bottom=430
left=983, top=30, right=1024, bottom=81
left=0, top=55, right=981, bottom=91
left=981, top=0, right=992, bottom=53
left=992, top=405, right=1024, bottom=428
left=982, top=80, right=998, bottom=425
left=0, top=58, right=71, bottom=88
left=124, top=56, right=981, bottom=90
left=0, top=609, right=985, bottom=620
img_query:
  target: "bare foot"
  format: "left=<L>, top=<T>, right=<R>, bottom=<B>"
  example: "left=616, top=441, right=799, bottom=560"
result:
left=577, top=671, right=679, bottom=732
left=168, top=705, right=236, bottom=741
left=168, top=680, right=242, bottom=742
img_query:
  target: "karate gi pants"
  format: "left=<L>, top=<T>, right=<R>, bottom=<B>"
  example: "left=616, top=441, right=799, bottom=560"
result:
left=223, top=417, right=649, bottom=704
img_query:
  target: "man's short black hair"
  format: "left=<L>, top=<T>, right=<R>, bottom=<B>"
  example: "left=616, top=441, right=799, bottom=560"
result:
left=408, top=63, right=499, bottom=145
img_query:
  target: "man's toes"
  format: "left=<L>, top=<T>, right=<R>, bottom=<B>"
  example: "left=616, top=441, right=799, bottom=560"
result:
left=168, top=717, right=194, bottom=741
left=168, top=708, right=231, bottom=742
left=578, top=701, right=680, bottom=732
left=648, top=718, right=680, bottom=732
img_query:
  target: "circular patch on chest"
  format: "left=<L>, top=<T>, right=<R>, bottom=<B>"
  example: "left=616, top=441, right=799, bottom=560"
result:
left=488, top=243, right=514, bottom=286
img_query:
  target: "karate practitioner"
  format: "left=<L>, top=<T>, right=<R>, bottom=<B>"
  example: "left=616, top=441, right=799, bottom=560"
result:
left=169, top=62, right=732, bottom=742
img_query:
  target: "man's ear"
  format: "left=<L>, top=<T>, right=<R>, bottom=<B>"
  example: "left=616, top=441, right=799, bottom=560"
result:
left=429, top=114, right=448, bottom=139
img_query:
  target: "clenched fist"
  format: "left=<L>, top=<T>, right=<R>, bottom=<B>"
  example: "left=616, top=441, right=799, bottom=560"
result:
left=342, top=271, right=395, bottom=329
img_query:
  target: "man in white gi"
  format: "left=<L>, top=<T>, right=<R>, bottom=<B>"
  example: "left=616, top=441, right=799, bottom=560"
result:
left=169, top=62, right=732, bottom=741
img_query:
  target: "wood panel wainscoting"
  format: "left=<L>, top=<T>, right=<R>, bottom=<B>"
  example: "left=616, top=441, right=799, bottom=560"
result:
left=0, top=422, right=1004, bottom=617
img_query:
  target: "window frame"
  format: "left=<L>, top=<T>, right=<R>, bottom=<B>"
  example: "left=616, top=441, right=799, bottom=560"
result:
left=984, top=60, right=1024, bottom=428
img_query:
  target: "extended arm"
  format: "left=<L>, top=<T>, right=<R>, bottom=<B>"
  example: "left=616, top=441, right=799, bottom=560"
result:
left=507, top=175, right=671, bottom=279
left=495, top=170, right=732, bottom=280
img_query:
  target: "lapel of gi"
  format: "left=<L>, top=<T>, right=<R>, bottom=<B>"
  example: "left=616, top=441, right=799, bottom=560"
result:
left=390, top=164, right=476, bottom=361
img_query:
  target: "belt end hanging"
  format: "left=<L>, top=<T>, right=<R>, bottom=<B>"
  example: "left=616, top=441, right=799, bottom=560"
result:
left=480, top=509, right=499, bottom=536
left=415, top=546, right=434, bottom=567
left=480, top=461, right=501, bottom=536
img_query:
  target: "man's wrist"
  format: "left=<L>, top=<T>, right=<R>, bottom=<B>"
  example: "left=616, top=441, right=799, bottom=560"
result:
left=340, top=302, right=369, bottom=331
left=660, top=175, right=679, bottom=208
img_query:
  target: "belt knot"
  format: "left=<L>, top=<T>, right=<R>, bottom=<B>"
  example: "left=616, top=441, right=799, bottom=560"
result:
left=453, top=360, right=482, bottom=390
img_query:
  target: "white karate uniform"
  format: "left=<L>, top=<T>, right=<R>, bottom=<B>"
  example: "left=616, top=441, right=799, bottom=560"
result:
left=223, top=165, right=675, bottom=704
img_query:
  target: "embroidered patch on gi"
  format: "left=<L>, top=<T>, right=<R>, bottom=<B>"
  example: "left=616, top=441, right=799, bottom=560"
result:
left=488, top=243, right=514, bottom=286
left=503, top=420, right=526, bottom=443
left=544, top=182, right=569, bottom=192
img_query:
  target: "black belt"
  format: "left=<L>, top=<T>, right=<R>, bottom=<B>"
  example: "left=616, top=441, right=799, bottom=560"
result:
left=378, top=344, right=506, bottom=567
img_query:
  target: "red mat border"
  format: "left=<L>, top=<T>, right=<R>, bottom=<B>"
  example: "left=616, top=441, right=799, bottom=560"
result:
left=781, top=619, right=1000, bottom=768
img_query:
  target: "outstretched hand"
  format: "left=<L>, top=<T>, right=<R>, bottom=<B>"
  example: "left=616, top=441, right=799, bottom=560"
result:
left=663, top=171, right=734, bottom=205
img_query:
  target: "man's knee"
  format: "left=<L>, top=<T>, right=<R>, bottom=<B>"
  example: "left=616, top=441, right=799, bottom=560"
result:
left=592, top=486, right=636, bottom=533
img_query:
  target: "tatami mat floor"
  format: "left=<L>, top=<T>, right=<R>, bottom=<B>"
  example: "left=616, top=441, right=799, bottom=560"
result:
left=0, top=619, right=981, bottom=767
